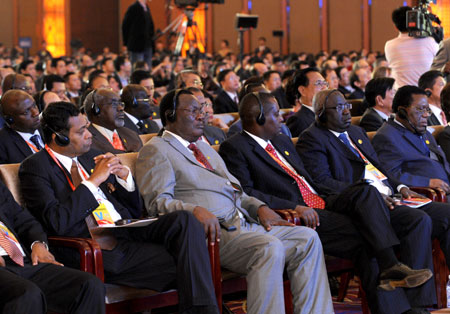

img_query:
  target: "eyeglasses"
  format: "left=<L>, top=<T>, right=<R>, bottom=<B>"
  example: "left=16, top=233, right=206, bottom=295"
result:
left=413, top=106, right=432, bottom=115
left=18, top=86, right=33, bottom=92
left=193, top=80, right=203, bottom=87
left=314, top=80, right=329, bottom=88
left=136, top=98, right=151, bottom=103
left=106, top=100, right=125, bottom=109
left=328, top=103, right=352, bottom=111
left=181, top=106, right=206, bottom=117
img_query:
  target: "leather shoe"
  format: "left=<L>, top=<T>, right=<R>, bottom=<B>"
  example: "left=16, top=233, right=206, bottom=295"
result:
left=403, top=308, right=431, bottom=314
left=378, top=263, right=432, bottom=291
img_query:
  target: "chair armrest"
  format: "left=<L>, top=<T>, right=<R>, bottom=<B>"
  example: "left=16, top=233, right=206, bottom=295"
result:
left=274, top=209, right=302, bottom=226
left=83, top=238, right=105, bottom=282
left=434, top=188, right=447, bottom=203
left=208, top=235, right=222, bottom=310
left=410, top=187, right=438, bottom=202
left=48, top=236, right=94, bottom=274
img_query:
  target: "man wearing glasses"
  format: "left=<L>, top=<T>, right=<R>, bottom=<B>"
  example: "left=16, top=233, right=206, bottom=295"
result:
left=286, top=68, right=329, bottom=137
left=298, top=89, right=450, bottom=313
left=84, top=88, right=143, bottom=154
left=1, top=73, right=34, bottom=95
left=121, top=84, right=160, bottom=134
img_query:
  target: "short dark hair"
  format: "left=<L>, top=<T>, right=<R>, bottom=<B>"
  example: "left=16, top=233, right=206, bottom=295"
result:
left=121, top=84, right=145, bottom=109
left=44, top=74, right=65, bottom=91
left=392, top=85, right=427, bottom=113
left=51, top=57, right=65, bottom=68
left=41, top=101, right=80, bottom=144
left=87, top=70, right=105, bottom=88
left=101, top=57, right=112, bottom=66
left=63, top=72, right=77, bottom=82
left=364, top=77, right=395, bottom=107
left=392, top=6, right=411, bottom=32
left=217, top=69, right=234, bottom=84
left=19, top=60, right=34, bottom=72
left=114, top=56, right=127, bottom=72
left=130, top=70, right=152, bottom=84
left=159, top=89, right=193, bottom=126
left=335, top=66, right=346, bottom=80
left=292, top=67, right=320, bottom=98
left=441, top=83, right=450, bottom=121
left=262, top=70, right=279, bottom=83
left=418, top=70, right=444, bottom=91
left=337, top=53, right=349, bottom=64
left=350, top=70, right=361, bottom=89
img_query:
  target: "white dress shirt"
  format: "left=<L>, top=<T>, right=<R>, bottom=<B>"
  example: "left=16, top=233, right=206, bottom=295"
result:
left=16, top=130, right=44, bottom=153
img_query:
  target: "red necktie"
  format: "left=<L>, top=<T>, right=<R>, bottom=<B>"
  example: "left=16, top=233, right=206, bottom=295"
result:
left=0, top=229, right=24, bottom=266
left=441, top=111, right=447, bottom=125
left=188, top=143, right=214, bottom=170
left=265, top=144, right=325, bottom=209
left=112, top=133, right=125, bottom=151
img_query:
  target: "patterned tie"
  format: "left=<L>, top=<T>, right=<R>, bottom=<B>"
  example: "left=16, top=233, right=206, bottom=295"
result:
left=71, top=160, right=83, bottom=188
left=188, top=143, right=214, bottom=170
left=441, top=111, right=448, bottom=125
left=112, top=133, right=125, bottom=151
left=0, top=229, right=24, bottom=266
left=29, top=134, right=43, bottom=150
left=265, top=144, right=325, bottom=209
left=338, top=133, right=360, bottom=158
left=136, top=120, right=145, bottom=133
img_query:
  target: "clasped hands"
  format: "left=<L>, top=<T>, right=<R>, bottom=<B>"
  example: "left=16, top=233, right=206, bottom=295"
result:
left=88, top=153, right=129, bottom=187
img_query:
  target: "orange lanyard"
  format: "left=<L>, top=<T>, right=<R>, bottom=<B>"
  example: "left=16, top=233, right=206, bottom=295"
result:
left=44, top=145, right=88, bottom=191
left=346, top=138, right=370, bottom=165
left=25, top=141, right=39, bottom=153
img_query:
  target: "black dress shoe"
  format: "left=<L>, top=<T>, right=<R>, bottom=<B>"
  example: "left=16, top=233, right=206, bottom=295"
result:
left=378, top=263, right=432, bottom=291
left=402, top=308, right=431, bottom=314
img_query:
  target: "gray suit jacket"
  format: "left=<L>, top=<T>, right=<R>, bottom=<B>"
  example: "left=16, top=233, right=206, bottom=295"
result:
left=431, top=38, right=450, bottom=80
left=136, top=132, right=264, bottom=222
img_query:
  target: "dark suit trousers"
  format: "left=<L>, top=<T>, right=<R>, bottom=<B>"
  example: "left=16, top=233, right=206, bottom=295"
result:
left=324, top=184, right=435, bottom=312
left=0, top=258, right=105, bottom=314
left=104, top=211, right=218, bottom=313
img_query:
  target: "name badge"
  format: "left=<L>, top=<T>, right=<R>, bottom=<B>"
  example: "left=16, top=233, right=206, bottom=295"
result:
left=0, top=222, right=20, bottom=244
left=366, top=163, right=387, bottom=181
left=92, top=203, right=115, bottom=226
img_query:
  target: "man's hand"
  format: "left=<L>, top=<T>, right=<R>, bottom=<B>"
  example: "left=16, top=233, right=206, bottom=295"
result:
left=89, top=153, right=126, bottom=186
left=399, top=187, right=426, bottom=199
left=94, top=153, right=129, bottom=180
left=294, top=205, right=319, bottom=229
left=381, top=194, right=400, bottom=210
left=429, top=178, right=450, bottom=193
left=31, top=243, right=63, bottom=266
left=257, top=206, right=295, bottom=231
left=193, top=206, right=220, bottom=244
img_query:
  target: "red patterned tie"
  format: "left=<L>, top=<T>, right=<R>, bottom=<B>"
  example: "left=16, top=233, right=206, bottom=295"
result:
left=0, top=229, right=24, bottom=266
left=265, top=143, right=325, bottom=209
left=112, top=133, right=125, bottom=151
left=188, top=143, right=214, bottom=170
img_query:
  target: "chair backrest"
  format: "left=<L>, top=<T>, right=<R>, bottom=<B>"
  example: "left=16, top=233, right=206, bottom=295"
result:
left=429, top=125, right=446, bottom=140
left=291, top=137, right=298, bottom=146
left=117, top=153, right=138, bottom=177
left=214, top=113, right=240, bottom=126
left=348, top=99, right=364, bottom=116
left=212, top=145, right=219, bottom=152
left=139, top=133, right=158, bottom=145
left=351, top=116, right=361, bottom=126
left=0, top=163, right=23, bottom=206
left=366, top=131, right=376, bottom=141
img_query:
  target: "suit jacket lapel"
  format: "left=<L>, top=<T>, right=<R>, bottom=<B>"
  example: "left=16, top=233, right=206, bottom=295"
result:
left=8, top=128, right=35, bottom=158
left=326, top=130, right=363, bottom=162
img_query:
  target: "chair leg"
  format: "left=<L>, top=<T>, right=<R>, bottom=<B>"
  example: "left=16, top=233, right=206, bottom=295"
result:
left=336, top=272, right=352, bottom=302
left=432, top=239, right=448, bottom=309
left=359, top=281, right=371, bottom=314
left=283, top=280, right=293, bottom=314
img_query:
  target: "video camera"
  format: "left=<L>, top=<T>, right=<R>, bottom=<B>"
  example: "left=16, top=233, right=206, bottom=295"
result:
left=174, top=0, right=224, bottom=8
left=406, top=0, right=443, bottom=43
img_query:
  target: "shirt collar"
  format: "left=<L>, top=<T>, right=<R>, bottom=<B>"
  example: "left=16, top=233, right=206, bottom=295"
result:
left=244, top=130, right=271, bottom=149
left=48, top=147, right=78, bottom=173
left=16, top=129, right=41, bottom=142
left=302, top=104, right=314, bottom=113
left=164, top=130, right=192, bottom=149
left=328, top=129, right=349, bottom=138
left=225, top=90, right=238, bottom=102
left=125, top=112, right=140, bottom=125
left=92, top=123, right=117, bottom=143
left=372, top=108, right=390, bottom=120
left=429, top=103, right=443, bottom=119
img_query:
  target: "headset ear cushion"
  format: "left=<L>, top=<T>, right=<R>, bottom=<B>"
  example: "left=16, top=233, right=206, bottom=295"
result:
left=4, top=116, right=14, bottom=125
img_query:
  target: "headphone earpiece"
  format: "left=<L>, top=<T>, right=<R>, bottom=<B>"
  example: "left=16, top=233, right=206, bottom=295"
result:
left=130, top=88, right=139, bottom=108
left=90, top=90, right=100, bottom=116
left=397, top=107, right=408, bottom=119
left=251, top=92, right=266, bottom=125
left=4, top=116, right=14, bottom=125
left=45, top=125, right=70, bottom=146
left=318, top=89, right=339, bottom=123
left=167, top=89, right=183, bottom=123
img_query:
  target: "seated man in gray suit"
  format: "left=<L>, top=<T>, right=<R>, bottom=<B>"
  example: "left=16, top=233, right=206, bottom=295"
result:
left=83, top=88, right=143, bottom=154
left=136, top=89, right=334, bottom=314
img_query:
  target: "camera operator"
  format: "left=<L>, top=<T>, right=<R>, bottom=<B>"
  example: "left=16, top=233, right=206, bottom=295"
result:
left=385, top=6, right=438, bottom=89
left=431, top=38, right=450, bottom=81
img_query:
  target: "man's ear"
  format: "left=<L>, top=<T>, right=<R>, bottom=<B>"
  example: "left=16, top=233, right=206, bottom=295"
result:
left=375, top=95, right=384, bottom=107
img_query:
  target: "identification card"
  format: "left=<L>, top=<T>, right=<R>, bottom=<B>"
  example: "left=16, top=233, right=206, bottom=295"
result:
left=92, top=203, right=115, bottom=226
left=0, top=222, right=19, bottom=244
left=366, top=163, right=387, bottom=181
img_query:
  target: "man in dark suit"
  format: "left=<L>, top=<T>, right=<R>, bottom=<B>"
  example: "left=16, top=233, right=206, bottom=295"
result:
left=0, top=179, right=105, bottom=314
left=84, top=89, right=143, bottom=154
left=360, top=77, right=395, bottom=132
left=122, top=0, right=154, bottom=69
left=348, top=68, right=370, bottom=101
left=418, top=70, right=446, bottom=126
left=0, top=90, right=44, bottom=164
left=213, top=69, right=240, bottom=114
left=437, top=83, right=450, bottom=161
left=286, top=68, right=328, bottom=137
left=263, top=70, right=290, bottom=109
left=297, top=90, right=450, bottom=313
left=121, top=84, right=160, bottom=134
left=219, top=91, right=435, bottom=314
left=18, top=101, right=219, bottom=314
left=336, top=66, right=353, bottom=97
left=372, top=86, right=450, bottom=193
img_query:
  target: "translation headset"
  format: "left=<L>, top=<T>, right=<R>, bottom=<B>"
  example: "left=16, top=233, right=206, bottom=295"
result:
left=131, top=88, right=138, bottom=108
left=250, top=92, right=266, bottom=125
left=167, top=89, right=184, bottom=123
left=397, top=107, right=419, bottom=134
left=90, top=89, right=101, bottom=115
left=317, top=89, right=339, bottom=123
left=3, top=75, right=18, bottom=125
left=44, top=124, right=70, bottom=146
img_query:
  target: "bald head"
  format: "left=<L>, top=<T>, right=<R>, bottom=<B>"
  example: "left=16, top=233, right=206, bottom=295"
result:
left=1, top=90, right=40, bottom=132
left=85, top=88, right=124, bottom=130
left=2, top=74, right=31, bottom=94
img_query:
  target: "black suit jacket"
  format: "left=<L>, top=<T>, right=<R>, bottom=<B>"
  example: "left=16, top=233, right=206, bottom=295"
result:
left=348, top=87, right=365, bottom=100
left=427, top=112, right=442, bottom=126
left=19, top=149, right=143, bottom=238
left=437, top=125, right=450, bottom=163
left=0, top=127, right=43, bottom=164
left=219, top=132, right=330, bottom=209
left=203, top=125, right=226, bottom=145
left=286, top=106, right=315, bottom=137
left=359, top=108, right=387, bottom=132
left=213, top=89, right=238, bottom=114
left=88, top=125, right=143, bottom=154
left=271, top=87, right=291, bottom=109
left=0, top=180, right=47, bottom=258
left=122, top=1, right=154, bottom=52
left=123, top=114, right=160, bottom=135
left=297, top=122, right=401, bottom=195
left=338, top=85, right=352, bottom=97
